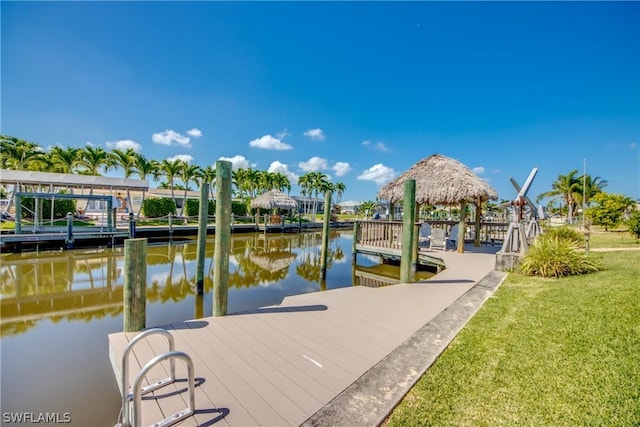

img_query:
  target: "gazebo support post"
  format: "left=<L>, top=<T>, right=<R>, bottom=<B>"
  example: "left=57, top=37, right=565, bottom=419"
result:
left=457, top=201, right=466, bottom=253
left=474, top=197, right=482, bottom=247
left=400, top=180, right=416, bottom=283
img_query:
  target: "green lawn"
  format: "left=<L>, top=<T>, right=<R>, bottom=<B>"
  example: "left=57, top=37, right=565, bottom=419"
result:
left=588, top=229, right=640, bottom=249
left=385, top=250, right=640, bottom=426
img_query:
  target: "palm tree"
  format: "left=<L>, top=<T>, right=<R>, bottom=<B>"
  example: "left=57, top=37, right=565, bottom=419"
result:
left=332, top=182, right=346, bottom=205
left=158, top=158, right=186, bottom=209
left=200, top=165, right=217, bottom=200
left=359, top=200, right=378, bottom=218
left=577, top=174, right=608, bottom=207
left=132, top=153, right=159, bottom=216
left=537, top=170, right=582, bottom=224
left=111, top=148, right=138, bottom=178
left=178, top=164, right=202, bottom=217
left=307, top=172, right=329, bottom=220
left=0, top=136, right=47, bottom=170
left=79, top=145, right=113, bottom=175
left=297, top=174, right=312, bottom=215
left=47, top=146, right=81, bottom=174
left=271, top=172, right=291, bottom=194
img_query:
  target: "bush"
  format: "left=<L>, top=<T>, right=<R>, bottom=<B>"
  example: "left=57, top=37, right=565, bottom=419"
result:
left=627, top=211, right=640, bottom=239
left=543, top=226, right=585, bottom=247
left=21, top=197, right=76, bottom=219
left=141, top=198, right=176, bottom=218
left=185, top=199, right=215, bottom=217
left=519, top=235, right=600, bottom=278
left=231, top=201, right=247, bottom=216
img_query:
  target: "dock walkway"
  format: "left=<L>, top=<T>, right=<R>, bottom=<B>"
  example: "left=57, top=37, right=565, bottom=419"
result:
left=108, top=245, right=501, bottom=426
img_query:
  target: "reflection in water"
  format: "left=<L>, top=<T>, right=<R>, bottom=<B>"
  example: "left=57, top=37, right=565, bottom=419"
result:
left=0, top=230, right=356, bottom=337
left=0, top=230, right=435, bottom=426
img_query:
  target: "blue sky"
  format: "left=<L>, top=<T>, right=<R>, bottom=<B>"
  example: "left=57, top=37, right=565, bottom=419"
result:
left=2, top=1, right=639, bottom=203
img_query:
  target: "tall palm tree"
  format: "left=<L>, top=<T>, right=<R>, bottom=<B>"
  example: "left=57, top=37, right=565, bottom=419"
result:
left=132, top=153, right=159, bottom=216
left=178, top=164, right=202, bottom=217
left=577, top=174, right=608, bottom=207
left=158, top=158, right=186, bottom=209
left=200, top=165, right=217, bottom=200
left=48, top=146, right=81, bottom=174
left=307, top=171, right=329, bottom=220
left=271, top=172, right=291, bottom=194
left=332, top=182, right=346, bottom=205
left=111, top=148, right=138, bottom=178
left=0, top=135, right=47, bottom=170
left=537, top=170, right=582, bottom=224
left=297, top=174, right=312, bottom=215
left=79, top=145, right=113, bottom=175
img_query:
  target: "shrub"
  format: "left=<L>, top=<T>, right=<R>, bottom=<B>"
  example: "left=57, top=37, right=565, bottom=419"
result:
left=519, top=235, right=600, bottom=278
left=141, top=198, right=176, bottom=218
left=185, top=199, right=215, bottom=217
left=231, top=201, right=247, bottom=216
left=21, top=197, right=76, bottom=219
left=542, top=226, right=585, bottom=247
left=627, top=211, right=640, bottom=239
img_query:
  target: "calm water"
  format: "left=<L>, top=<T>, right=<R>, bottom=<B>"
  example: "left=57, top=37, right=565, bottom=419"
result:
left=0, top=230, right=433, bottom=426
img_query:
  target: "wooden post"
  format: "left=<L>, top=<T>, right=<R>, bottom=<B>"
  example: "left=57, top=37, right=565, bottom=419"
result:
left=412, top=223, right=419, bottom=274
left=66, top=212, right=74, bottom=249
left=168, top=212, right=173, bottom=240
left=123, top=238, right=147, bottom=332
left=400, top=180, right=416, bottom=283
left=474, top=197, right=481, bottom=247
left=128, top=212, right=136, bottom=238
left=196, top=182, right=209, bottom=295
left=320, top=191, right=332, bottom=279
left=213, top=160, right=232, bottom=316
left=457, top=201, right=466, bottom=253
left=107, top=197, right=113, bottom=232
left=15, top=195, right=22, bottom=234
left=352, top=221, right=359, bottom=264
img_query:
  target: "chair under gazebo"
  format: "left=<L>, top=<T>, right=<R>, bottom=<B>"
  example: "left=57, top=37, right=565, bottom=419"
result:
left=377, top=154, right=498, bottom=253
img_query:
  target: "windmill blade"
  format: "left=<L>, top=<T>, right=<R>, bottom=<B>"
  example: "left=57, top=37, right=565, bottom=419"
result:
left=510, top=177, right=538, bottom=212
left=517, top=167, right=538, bottom=199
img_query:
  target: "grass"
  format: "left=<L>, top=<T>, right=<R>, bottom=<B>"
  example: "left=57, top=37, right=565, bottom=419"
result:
left=385, top=250, right=640, bottom=426
left=588, top=229, right=640, bottom=249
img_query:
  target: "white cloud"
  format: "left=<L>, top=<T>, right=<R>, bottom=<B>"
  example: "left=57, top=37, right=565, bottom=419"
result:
left=357, top=163, right=397, bottom=185
left=218, top=155, right=250, bottom=170
left=472, top=166, right=485, bottom=175
left=106, top=139, right=142, bottom=152
left=298, top=156, right=328, bottom=172
left=362, top=140, right=390, bottom=152
left=332, top=161, right=352, bottom=177
left=167, top=154, right=194, bottom=164
left=152, top=129, right=191, bottom=147
left=276, top=129, right=291, bottom=140
left=249, top=135, right=292, bottom=150
left=268, top=161, right=299, bottom=182
left=303, top=128, right=325, bottom=141
left=186, top=128, right=203, bottom=138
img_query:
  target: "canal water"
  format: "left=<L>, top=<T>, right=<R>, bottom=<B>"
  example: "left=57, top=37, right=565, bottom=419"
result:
left=0, top=230, right=434, bottom=426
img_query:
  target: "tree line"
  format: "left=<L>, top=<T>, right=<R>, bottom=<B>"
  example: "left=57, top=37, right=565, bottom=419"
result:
left=0, top=135, right=346, bottom=218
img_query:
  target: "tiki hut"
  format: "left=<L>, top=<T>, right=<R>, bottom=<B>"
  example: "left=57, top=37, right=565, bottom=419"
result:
left=377, top=154, right=498, bottom=252
left=249, top=251, right=297, bottom=273
left=250, top=190, right=298, bottom=210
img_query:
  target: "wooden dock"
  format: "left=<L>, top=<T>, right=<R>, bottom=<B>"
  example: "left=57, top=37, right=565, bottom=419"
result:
left=108, top=246, right=498, bottom=426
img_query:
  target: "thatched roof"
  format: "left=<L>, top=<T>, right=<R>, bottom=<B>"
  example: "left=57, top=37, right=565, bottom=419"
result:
left=250, top=190, right=298, bottom=210
left=377, top=154, right=498, bottom=205
left=249, top=251, right=296, bottom=273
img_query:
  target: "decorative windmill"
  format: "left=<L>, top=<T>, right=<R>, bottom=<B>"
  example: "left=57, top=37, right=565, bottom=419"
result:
left=502, top=167, right=541, bottom=253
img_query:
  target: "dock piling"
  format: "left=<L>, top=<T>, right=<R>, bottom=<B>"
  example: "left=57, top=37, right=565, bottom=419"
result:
left=400, top=180, right=416, bottom=283
left=320, top=191, right=332, bottom=279
left=128, top=212, right=136, bottom=238
left=196, top=182, right=209, bottom=295
left=123, top=237, right=148, bottom=332
left=214, top=160, right=232, bottom=316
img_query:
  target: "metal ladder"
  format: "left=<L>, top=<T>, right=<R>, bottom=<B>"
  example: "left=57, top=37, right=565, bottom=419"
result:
left=115, top=328, right=196, bottom=427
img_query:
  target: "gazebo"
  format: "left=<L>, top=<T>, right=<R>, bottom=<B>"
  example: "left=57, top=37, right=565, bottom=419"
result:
left=377, top=154, right=498, bottom=252
left=250, top=190, right=298, bottom=211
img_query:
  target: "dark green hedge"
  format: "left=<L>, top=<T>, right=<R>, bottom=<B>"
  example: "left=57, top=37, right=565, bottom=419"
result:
left=141, top=198, right=176, bottom=218
left=21, top=197, right=76, bottom=219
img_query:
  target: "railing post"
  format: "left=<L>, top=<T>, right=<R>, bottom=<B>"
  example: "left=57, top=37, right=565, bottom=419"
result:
left=168, top=212, right=173, bottom=240
left=352, top=221, right=359, bottom=264
left=66, top=212, right=74, bottom=249
left=128, top=212, right=136, bottom=238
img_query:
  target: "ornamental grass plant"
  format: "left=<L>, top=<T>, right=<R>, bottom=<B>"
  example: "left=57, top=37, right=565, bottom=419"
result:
left=519, top=234, right=599, bottom=278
